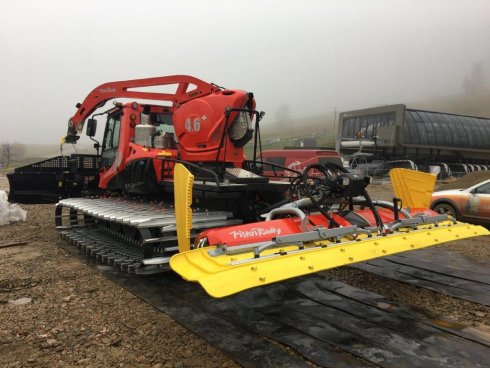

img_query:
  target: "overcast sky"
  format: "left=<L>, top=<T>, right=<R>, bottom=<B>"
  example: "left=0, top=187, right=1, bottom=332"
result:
left=1, top=0, right=489, bottom=144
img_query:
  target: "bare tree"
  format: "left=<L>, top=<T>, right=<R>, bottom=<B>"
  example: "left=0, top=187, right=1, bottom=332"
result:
left=0, top=142, right=26, bottom=168
left=1, top=142, right=12, bottom=168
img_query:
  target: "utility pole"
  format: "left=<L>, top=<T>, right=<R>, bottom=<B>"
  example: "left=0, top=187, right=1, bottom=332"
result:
left=1, top=142, right=12, bottom=168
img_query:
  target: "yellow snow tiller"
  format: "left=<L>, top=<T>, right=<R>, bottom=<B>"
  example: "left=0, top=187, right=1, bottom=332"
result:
left=170, top=165, right=489, bottom=298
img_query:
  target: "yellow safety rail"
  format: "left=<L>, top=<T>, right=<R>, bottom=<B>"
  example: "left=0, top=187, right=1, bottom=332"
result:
left=171, top=222, right=489, bottom=298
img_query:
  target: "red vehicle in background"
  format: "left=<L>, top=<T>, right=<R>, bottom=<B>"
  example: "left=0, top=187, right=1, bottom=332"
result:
left=258, top=149, right=344, bottom=178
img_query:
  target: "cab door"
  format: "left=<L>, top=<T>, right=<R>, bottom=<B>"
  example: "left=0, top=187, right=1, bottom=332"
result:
left=466, top=181, right=490, bottom=220
left=100, top=112, right=121, bottom=188
left=101, top=112, right=121, bottom=169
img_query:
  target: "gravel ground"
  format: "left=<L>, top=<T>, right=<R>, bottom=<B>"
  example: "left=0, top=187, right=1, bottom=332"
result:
left=0, top=175, right=238, bottom=368
left=1, top=175, right=489, bottom=367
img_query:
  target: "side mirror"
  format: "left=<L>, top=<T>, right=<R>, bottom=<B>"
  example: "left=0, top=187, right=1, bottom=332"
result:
left=86, top=118, right=97, bottom=137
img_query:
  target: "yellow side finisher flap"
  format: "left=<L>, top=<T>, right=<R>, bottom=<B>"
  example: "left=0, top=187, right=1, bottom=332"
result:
left=389, top=168, right=437, bottom=208
left=170, top=222, right=489, bottom=298
left=174, top=163, right=194, bottom=253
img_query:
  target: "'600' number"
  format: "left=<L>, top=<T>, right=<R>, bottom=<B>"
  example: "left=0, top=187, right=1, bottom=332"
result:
left=185, top=118, right=201, bottom=132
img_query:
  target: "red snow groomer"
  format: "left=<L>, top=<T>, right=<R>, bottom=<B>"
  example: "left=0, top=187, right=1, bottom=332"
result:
left=41, top=75, right=488, bottom=297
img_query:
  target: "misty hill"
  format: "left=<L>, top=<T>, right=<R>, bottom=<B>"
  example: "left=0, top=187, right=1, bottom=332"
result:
left=408, top=91, right=490, bottom=118
left=6, top=142, right=98, bottom=168
left=261, top=90, right=490, bottom=144
left=22, top=143, right=97, bottom=159
left=261, top=113, right=336, bottom=138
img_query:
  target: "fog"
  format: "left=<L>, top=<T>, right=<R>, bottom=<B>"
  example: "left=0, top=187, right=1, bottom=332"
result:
left=1, top=0, right=489, bottom=144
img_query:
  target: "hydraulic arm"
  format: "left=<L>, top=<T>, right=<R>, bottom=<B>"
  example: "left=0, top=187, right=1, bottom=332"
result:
left=65, top=75, right=220, bottom=141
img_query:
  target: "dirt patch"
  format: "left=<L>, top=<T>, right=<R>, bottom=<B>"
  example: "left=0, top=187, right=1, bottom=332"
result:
left=0, top=201, right=238, bottom=368
left=366, top=181, right=396, bottom=202
left=436, top=171, right=490, bottom=191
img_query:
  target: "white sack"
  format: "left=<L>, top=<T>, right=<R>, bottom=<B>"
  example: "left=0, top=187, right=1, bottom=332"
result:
left=0, top=190, right=27, bottom=225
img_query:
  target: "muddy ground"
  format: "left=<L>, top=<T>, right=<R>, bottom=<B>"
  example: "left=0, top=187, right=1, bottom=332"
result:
left=0, top=175, right=489, bottom=367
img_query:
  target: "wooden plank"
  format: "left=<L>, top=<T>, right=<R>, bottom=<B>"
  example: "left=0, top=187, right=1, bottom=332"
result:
left=360, top=257, right=490, bottom=294
left=269, top=304, right=480, bottom=368
left=177, top=281, right=440, bottom=367
left=295, top=278, right=489, bottom=361
left=163, top=277, right=488, bottom=368
left=399, top=247, right=490, bottom=269
left=0, top=241, right=28, bottom=249
left=386, top=250, right=490, bottom=284
left=159, top=275, right=370, bottom=368
left=271, top=284, right=486, bottom=368
left=351, top=260, right=490, bottom=305
left=310, top=277, right=490, bottom=348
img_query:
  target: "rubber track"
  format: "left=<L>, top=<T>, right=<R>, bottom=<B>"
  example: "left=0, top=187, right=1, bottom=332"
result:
left=59, top=242, right=490, bottom=368
left=350, top=247, right=490, bottom=305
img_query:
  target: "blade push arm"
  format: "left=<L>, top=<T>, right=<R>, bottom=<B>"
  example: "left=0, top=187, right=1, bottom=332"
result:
left=66, top=75, right=220, bottom=138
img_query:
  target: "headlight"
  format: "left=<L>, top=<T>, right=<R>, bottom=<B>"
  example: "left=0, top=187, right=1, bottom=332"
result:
left=229, top=111, right=251, bottom=140
left=229, top=111, right=253, bottom=147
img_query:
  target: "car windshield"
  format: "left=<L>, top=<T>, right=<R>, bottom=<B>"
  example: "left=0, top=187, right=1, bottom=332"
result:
left=475, top=182, right=490, bottom=194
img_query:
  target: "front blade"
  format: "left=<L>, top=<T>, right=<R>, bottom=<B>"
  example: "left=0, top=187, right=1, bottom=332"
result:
left=170, top=222, right=489, bottom=298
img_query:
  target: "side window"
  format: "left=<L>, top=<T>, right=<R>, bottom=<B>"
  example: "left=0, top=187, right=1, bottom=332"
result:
left=264, top=156, right=286, bottom=166
left=101, top=113, right=121, bottom=168
left=319, top=157, right=343, bottom=167
left=102, top=114, right=121, bottom=150
left=153, top=112, right=178, bottom=144
left=475, top=182, right=490, bottom=194
left=113, top=119, right=120, bottom=148
left=102, top=119, right=112, bottom=149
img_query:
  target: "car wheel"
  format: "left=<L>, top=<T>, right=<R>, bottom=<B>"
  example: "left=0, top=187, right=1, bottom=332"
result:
left=433, top=202, right=459, bottom=220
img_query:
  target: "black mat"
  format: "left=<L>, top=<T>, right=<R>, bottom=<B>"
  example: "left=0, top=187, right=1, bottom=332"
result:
left=351, top=248, right=490, bottom=305
left=59, top=242, right=490, bottom=368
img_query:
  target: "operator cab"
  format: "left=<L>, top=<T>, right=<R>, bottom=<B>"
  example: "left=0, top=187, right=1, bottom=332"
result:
left=100, top=110, right=121, bottom=169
